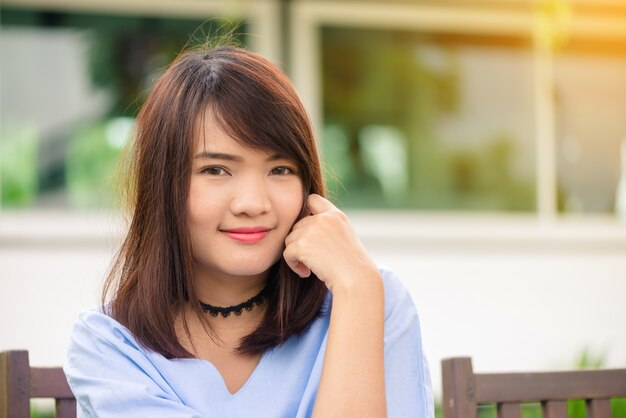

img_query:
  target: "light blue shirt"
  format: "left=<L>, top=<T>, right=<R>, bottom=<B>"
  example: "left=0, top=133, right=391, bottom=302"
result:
left=64, top=267, right=434, bottom=417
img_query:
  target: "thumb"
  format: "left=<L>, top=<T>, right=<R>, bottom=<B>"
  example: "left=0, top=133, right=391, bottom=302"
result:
left=306, top=194, right=337, bottom=215
left=290, top=261, right=311, bottom=278
left=283, top=250, right=312, bottom=278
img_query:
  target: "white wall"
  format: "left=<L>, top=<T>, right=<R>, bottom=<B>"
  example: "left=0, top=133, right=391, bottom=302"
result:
left=1, top=211, right=626, bottom=401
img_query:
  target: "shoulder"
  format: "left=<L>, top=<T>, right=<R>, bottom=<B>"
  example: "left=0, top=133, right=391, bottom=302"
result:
left=68, top=306, right=140, bottom=351
left=65, top=306, right=154, bottom=378
left=377, top=265, right=418, bottom=321
left=64, top=308, right=211, bottom=416
left=64, top=307, right=176, bottom=404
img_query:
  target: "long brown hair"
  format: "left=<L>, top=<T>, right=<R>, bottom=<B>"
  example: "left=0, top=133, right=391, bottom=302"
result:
left=103, top=45, right=328, bottom=358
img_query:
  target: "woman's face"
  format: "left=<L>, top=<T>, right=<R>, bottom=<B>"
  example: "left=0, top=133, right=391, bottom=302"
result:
left=187, top=110, right=304, bottom=283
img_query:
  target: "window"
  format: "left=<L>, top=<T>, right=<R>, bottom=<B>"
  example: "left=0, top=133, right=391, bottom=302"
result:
left=554, top=43, right=626, bottom=214
left=321, top=28, right=536, bottom=210
left=0, top=6, right=247, bottom=209
left=290, top=1, right=626, bottom=218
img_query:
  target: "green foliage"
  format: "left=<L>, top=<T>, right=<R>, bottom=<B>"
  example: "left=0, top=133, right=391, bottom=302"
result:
left=435, top=400, right=443, bottom=418
left=65, top=120, right=124, bottom=209
left=30, top=410, right=54, bottom=418
left=613, top=397, right=626, bottom=418
left=30, top=400, right=54, bottom=418
left=575, top=348, right=605, bottom=369
left=521, top=403, right=542, bottom=418
left=477, top=404, right=496, bottom=418
left=1, top=122, right=38, bottom=207
left=467, top=401, right=626, bottom=418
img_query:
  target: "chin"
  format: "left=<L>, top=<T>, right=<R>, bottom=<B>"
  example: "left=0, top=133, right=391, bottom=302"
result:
left=192, top=245, right=283, bottom=280
left=220, top=258, right=279, bottom=278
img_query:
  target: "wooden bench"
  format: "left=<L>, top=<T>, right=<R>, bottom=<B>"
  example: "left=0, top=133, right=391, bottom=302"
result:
left=0, top=350, right=76, bottom=418
left=442, top=357, right=626, bottom=418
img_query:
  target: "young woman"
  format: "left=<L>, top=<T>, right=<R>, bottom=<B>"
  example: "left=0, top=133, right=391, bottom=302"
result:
left=64, top=45, right=433, bottom=418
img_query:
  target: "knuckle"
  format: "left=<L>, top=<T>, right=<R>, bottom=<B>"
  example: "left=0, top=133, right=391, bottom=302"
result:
left=334, top=210, right=348, bottom=223
left=296, top=236, right=309, bottom=249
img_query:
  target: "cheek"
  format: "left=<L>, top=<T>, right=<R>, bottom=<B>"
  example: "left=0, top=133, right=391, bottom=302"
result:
left=187, top=192, right=205, bottom=227
left=187, top=182, right=223, bottom=227
left=274, top=184, right=305, bottom=225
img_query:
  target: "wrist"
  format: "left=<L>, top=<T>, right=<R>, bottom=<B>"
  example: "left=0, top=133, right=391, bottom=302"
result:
left=329, top=267, right=384, bottom=300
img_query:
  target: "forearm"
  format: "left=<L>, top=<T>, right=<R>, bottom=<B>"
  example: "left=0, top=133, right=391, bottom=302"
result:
left=312, top=271, right=386, bottom=418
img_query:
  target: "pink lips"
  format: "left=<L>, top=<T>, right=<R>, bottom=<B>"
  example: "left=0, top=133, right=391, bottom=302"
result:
left=222, top=227, right=270, bottom=244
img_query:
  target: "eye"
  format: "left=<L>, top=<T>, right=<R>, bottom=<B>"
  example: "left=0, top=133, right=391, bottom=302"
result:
left=270, top=166, right=296, bottom=176
left=201, top=166, right=229, bottom=176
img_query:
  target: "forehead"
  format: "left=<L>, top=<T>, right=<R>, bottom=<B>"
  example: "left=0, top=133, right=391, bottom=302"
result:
left=193, top=107, right=281, bottom=160
left=195, top=111, right=238, bottom=151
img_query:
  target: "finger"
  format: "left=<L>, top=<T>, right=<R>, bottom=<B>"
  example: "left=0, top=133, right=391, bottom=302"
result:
left=306, top=194, right=338, bottom=216
left=293, top=261, right=311, bottom=278
left=284, top=229, right=299, bottom=246
left=282, top=247, right=311, bottom=278
left=290, top=215, right=314, bottom=231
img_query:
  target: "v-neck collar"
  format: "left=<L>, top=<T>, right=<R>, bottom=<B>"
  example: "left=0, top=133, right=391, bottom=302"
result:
left=188, top=348, right=271, bottom=398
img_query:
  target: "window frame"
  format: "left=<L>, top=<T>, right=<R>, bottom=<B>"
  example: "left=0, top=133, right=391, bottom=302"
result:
left=288, top=0, right=626, bottom=221
left=1, top=0, right=281, bottom=61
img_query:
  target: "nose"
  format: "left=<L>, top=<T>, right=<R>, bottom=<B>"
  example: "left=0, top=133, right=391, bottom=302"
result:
left=229, top=176, right=272, bottom=217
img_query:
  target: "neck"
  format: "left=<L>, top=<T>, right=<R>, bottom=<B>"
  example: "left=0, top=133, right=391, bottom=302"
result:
left=201, top=285, right=269, bottom=318
left=193, top=268, right=269, bottom=309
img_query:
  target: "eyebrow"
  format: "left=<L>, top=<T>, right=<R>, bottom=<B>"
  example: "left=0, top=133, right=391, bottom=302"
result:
left=194, top=151, right=241, bottom=161
left=194, top=151, right=288, bottom=162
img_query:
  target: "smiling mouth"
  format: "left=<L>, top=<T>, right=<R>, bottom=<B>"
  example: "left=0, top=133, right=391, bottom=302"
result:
left=221, top=227, right=271, bottom=244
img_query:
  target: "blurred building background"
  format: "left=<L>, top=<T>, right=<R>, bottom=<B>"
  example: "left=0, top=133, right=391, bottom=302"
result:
left=1, top=0, right=626, bottom=405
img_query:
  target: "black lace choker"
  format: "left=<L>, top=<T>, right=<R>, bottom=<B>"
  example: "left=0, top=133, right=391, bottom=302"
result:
left=200, top=286, right=269, bottom=318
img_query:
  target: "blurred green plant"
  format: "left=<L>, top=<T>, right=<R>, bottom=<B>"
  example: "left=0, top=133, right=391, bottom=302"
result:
left=613, top=398, right=626, bottom=418
left=462, top=399, right=626, bottom=418
left=65, top=119, right=126, bottom=209
left=30, top=409, right=54, bottom=418
left=435, top=401, right=442, bottom=418
left=29, top=399, right=54, bottom=418
left=1, top=122, right=38, bottom=207
left=574, top=348, right=605, bottom=369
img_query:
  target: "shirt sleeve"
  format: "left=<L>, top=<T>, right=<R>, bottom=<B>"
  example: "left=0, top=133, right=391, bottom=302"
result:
left=64, top=308, right=204, bottom=418
left=380, top=267, right=435, bottom=418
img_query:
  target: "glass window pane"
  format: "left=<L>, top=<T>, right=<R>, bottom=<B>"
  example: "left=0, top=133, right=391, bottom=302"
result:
left=554, top=42, right=626, bottom=215
left=0, top=7, right=246, bottom=209
left=321, top=27, right=536, bottom=211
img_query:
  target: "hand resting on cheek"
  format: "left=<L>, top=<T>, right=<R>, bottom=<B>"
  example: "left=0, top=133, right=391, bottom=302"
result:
left=283, top=194, right=380, bottom=294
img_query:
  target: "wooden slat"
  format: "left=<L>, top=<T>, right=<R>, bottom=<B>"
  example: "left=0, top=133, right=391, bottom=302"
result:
left=30, top=367, right=74, bottom=398
left=56, top=399, right=77, bottom=418
left=475, top=368, right=626, bottom=402
left=497, top=402, right=520, bottom=418
left=587, top=398, right=612, bottom=418
left=543, top=400, right=568, bottom=418
left=0, top=353, right=7, bottom=418
left=0, top=350, right=30, bottom=418
left=442, top=357, right=477, bottom=418
left=2, top=351, right=77, bottom=418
